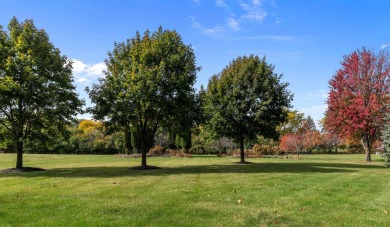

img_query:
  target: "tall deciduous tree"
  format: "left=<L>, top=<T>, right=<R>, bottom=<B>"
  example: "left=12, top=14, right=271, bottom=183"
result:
left=205, top=55, right=292, bottom=163
left=325, top=48, right=390, bottom=161
left=0, top=17, right=84, bottom=169
left=87, top=27, right=199, bottom=169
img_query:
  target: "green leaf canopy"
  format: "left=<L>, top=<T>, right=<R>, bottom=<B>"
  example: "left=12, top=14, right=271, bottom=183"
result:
left=205, top=55, right=292, bottom=163
left=87, top=27, right=200, bottom=168
left=0, top=17, right=84, bottom=168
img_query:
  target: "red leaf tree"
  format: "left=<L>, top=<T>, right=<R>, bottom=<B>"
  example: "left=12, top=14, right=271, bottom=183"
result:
left=279, top=134, right=301, bottom=152
left=325, top=48, right=390, bottom=161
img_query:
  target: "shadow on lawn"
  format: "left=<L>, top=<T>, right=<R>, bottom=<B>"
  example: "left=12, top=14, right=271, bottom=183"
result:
left=0, top=161, right=383, bottom=178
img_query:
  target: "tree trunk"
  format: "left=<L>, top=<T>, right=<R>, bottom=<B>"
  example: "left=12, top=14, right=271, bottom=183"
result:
left=16, top=140, right=23, bottom=169
left=141, top=138, right=147, bottom=169
left=141, top=148, right=147, bottom=168
left=240, top=139, right=245, bottom=163
left=361, top=137, right=372, bottom=162
left=139, top=128, right=155, bottom=169
left=365, top=149, right=371, bottom=162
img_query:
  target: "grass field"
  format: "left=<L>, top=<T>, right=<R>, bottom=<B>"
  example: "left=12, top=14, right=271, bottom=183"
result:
left=0, top=153, right=389, bottom=226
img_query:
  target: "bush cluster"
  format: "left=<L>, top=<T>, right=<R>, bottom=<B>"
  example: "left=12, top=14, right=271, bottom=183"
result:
left=167, top=149, right=192, bottom=158
left=149, top=145, right=166, bottom=156
left=251, top=144, right=281, bottom=156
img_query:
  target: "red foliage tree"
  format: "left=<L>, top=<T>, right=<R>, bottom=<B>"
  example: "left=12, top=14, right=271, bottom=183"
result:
left=279, top=134, right=301, bottom=152
left=325, top=48, right=390, bottom=161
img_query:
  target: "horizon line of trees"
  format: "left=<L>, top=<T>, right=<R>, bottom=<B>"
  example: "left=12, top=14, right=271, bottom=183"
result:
left=0, top=115, right=377, bottom=156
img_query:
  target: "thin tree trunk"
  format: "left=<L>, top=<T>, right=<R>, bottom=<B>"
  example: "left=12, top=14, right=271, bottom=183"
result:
left=240, top=139, right=245, bottom=163
left=365, top=150, right=371, bottom=162
left=16, top=140, right=23, bottom=169
left=141, top=149, right=147, bottom=168
left=141, top=138, right=147, bottom=169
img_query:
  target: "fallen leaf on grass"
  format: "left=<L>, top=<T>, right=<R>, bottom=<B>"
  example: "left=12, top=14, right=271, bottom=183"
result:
left=384, top=210, right=388, bottom=215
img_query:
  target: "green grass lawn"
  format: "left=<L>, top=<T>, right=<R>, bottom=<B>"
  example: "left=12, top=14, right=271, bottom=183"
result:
left=1, top=153, right=389, bottom=226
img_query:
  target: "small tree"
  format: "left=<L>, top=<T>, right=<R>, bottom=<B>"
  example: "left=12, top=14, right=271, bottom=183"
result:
left=205, top=55, right=292, bottom=163
left=0, top=17, right=83, bottom=169
left=279, top=134, right=301, bottom=152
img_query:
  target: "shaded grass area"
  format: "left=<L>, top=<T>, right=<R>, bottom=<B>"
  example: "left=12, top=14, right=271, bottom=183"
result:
left=0, top=153, right=389, bottom=226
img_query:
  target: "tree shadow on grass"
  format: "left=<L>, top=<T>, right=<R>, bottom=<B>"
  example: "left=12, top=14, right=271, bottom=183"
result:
left=0, top=161, right=383, bottom=178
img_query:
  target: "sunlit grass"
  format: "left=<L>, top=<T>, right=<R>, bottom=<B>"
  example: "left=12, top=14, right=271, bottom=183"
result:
left=1, top=153, right=389, bottom=226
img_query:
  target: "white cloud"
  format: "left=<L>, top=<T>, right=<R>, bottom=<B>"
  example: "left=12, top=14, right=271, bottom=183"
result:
left=381, top=43, right=390, bottom=49
left=227, top=18, right=239, bottom=31
left=191, top=0, right=200, bottom=5
left=236, top=35, right=295, bottom=42
left=252, top=0, right=261, bottom=6
left=240, top=0, right=267, bottom=22
left=191, top=17, right=224, bottom=34
left=72, top=59, right=88, bottom=74
left=300, top=104, right=328, bottom=124
left=216, top=0, right=227, bottom=8
left=87, top=62, right=106, bottom=77
left=76, top=77, right=90, bottom=84
left=301, top=104, right=328, bottom=115
left=305, top=89, right=328, bottom=100
left=71, top=59, right=106, bottom=78
left=270, top=0, right=277, bottom=8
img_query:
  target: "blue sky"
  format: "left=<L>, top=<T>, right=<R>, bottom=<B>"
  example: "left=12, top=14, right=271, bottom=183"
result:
left=1, top=0, right=390, bottom=125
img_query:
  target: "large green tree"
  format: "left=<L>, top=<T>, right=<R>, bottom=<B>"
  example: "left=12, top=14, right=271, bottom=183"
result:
left=205, top=55, right=292, bottom=163
left=0, top=17, right=84, bottom=169
left=87, top=27, right=199, bottom=169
